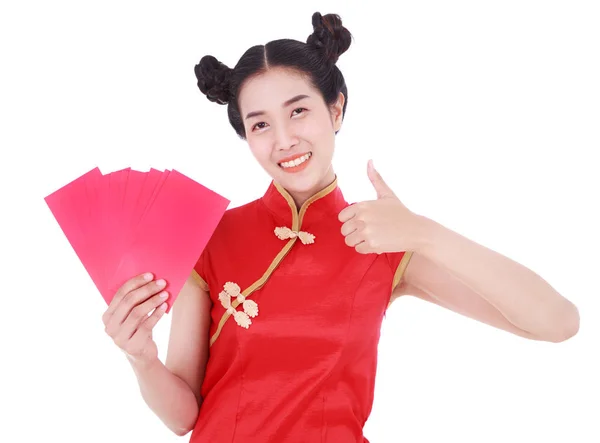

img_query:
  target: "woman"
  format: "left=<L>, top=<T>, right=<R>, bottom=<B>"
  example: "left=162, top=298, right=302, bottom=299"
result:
left=101, top=12, right=580, bottom=442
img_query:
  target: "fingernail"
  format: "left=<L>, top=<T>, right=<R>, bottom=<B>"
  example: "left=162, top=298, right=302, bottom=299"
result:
left=159, top=303, right=167, bottom=311
left=143, top=273, right=153, bottom=281
left=160, top=291, right=169, bottom=299
left=156, top=279, right=166, bottom=287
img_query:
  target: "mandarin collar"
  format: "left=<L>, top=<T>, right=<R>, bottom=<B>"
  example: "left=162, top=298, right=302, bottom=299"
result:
left=261, top=176, right=348, bottom=230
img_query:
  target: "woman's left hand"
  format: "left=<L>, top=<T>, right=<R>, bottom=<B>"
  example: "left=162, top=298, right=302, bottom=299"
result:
left=338, top=160, right=425, bottom=254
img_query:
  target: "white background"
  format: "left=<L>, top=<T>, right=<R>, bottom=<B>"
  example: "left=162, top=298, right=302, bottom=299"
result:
left=1, top=1, right=599, bottom=442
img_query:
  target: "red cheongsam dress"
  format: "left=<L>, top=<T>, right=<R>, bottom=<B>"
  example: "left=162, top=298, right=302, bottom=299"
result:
left=189, top=177, right=413, bottom=443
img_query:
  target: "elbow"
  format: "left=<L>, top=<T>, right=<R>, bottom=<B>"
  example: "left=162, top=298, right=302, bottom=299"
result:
left=173, top=427, right=192, bottom=437
left=171, top=396, right=203, bottom=436
left=170, top=417, right=196, bottom=437
left=547, top=301, right=580, bottom=343
left=167, top=418, right=195, bottom=437
left=550, top=321, right=579, bottom=343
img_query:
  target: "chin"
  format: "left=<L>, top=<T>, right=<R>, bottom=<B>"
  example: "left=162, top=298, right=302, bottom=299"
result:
left=275, top=169, right=330, bottom=195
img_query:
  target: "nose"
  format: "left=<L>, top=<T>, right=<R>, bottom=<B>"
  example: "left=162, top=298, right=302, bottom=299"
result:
left=274, top=121, right=299, bottom=151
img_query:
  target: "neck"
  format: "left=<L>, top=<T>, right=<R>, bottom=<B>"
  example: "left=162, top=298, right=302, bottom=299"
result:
left=287, top=168, right=336, bottom=209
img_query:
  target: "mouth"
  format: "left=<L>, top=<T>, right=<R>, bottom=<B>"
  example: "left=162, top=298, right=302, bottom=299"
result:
left=278, top=152, right=313, bottom=170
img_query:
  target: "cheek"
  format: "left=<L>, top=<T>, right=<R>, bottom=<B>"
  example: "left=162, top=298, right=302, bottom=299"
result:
left=313, top=111, right=335, bottom=136
left=248, top=140, right=272, bottom=164
left=296, top=115, right=328, bottom=140
left=310, top=117, right=335, bottom=145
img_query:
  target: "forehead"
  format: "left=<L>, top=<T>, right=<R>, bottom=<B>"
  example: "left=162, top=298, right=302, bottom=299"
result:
left=238, top=68, right=318, bottom=113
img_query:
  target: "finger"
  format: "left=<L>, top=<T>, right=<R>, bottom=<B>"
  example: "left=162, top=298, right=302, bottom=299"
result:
left=124, top=304, right=167, bottom=357
left=338, top=204, right=357, bottom=223
left=105, top=279, right=166, bottom=336
left=344, top=230, right=364, bottom=248
left=340, top=218, right=361, bottom=237
left=114, top=291, right=169, bottom=344
left=139, top=302, right=168, bottom=336
left=355, top=241, right=373, bottom=254
left=367, top=159, right=395, bottom=199
left=103, top=272, right=153, bottom=323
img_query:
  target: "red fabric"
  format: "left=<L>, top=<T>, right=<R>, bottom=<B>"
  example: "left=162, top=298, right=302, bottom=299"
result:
left=191, top=180, right=406, bottom=443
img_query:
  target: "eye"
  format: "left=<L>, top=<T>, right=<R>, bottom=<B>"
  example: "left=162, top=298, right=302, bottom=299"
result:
left=292, top=107, right=307, bottom=116
left=250, top=108, right=308, bottom=132
left=251, top=121, right=267, bottom=131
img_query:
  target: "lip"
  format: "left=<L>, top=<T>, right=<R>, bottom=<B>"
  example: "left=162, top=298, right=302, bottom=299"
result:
left=277, top=152, right=312, bottom=164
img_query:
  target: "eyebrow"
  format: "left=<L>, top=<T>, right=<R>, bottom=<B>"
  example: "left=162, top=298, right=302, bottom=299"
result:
left=244, top=94, right=310, bottom=120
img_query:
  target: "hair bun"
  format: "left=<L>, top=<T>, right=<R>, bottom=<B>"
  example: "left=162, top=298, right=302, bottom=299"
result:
left=194, top=55, right=232, bottom=105
left=306, top=12, right=352, bottom=65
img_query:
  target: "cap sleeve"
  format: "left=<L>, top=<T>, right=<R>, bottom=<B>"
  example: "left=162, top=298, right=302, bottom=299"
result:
left=192, top=248, right=210, bottom=292
left=385, top=250, right=414, bottom=292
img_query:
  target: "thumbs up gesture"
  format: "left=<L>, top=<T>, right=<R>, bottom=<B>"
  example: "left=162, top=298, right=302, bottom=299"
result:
left=338, top=160, right=424, bottom=254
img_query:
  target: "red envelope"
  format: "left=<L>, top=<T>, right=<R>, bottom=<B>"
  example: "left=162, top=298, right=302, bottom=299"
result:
left=45, top=167, right=230, bottom=312
left=45, top=167, right=107, bottom=294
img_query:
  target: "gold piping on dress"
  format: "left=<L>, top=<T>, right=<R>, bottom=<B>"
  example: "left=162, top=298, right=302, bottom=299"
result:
left=392, top=250, right=413, bottom=292
left=208, top=178, right=338, bottom=346
left=191, top=269, right=209, bottom=292
left=387, top=250, right=414, bottom=308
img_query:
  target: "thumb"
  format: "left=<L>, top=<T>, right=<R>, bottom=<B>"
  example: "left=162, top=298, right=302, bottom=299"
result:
left=367, top=159, right=396, bottom=199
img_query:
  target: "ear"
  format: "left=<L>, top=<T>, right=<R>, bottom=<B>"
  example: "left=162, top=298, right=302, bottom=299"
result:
left=331, top=92, right=345, bottom=132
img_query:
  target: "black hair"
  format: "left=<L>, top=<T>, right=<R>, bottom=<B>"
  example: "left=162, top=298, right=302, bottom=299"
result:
left=194, top=12, right=353, bottom=140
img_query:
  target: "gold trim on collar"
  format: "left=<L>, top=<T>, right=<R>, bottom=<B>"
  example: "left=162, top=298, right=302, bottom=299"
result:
left=208, top=178, right=339, bottom=347
left=273, top=177, right=338, bottom=228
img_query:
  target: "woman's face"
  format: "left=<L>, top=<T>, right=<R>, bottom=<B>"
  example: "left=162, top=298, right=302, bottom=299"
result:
left=238, top=67, right=344, bottom=206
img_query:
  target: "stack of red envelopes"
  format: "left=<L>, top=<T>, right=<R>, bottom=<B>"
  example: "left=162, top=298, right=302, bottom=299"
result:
left=44, top=167, right=229, bottom=312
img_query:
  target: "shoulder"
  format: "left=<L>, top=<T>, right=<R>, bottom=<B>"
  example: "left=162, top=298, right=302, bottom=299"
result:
left=219, top=197, right=260, bottom=224
left=194, top=198, right=262, bottom=285
left=206, top=197, right=265, bottom=246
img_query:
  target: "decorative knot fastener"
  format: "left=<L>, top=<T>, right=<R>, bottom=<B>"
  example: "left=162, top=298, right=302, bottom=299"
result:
left=218, top=282, right=258, bottom=329
left=274, top=226, right=315, bottom=245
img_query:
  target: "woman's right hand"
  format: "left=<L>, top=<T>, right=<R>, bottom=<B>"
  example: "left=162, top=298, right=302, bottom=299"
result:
left=102, top=273, right=169, bottom=367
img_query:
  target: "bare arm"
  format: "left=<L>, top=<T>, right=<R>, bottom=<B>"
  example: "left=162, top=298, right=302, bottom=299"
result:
left=392, top=245, right=578, bottom=342
left=126, top=274, right=211, bottom=436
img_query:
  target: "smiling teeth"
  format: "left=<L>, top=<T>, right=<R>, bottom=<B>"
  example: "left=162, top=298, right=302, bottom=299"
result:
left=280, top=152, right=312, bottom=168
